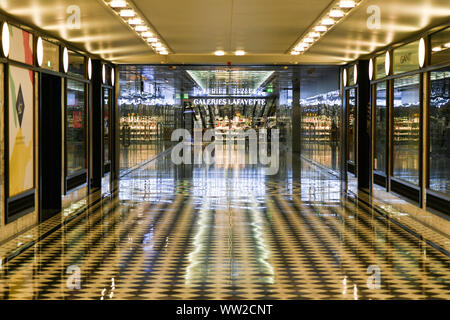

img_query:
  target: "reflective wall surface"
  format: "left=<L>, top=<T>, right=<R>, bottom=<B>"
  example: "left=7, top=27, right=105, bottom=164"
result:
left=429, top=67, right=450, bottom=196
left=301, top=67, right=340, bottom=172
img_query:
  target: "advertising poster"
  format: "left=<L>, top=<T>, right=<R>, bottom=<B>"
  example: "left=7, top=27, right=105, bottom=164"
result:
left=8, top=65, right=34, bottom=197
left=8, top=25, right=34, bottom=65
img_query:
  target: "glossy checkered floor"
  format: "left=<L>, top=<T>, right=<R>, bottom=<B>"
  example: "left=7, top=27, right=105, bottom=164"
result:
left=0, top=150, right=449, bottom=300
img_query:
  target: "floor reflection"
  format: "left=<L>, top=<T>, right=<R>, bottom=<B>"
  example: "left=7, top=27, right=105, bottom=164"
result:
left=0, top=147, right=448, bottom=300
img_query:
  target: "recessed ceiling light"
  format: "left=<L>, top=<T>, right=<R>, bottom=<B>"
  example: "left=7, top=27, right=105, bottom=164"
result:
left=314, top=25, right=327, bottom=32
left=142, top=32, right=153, bottom=37
left=128, top=18, right=142, bottom=25
left=340, top=0, right=356, bottom=8
left=291, top=51, right=300, bottom=55
left=304, top=37, right=314, bottom=43
left=330, top=9, right=345, bottom=17
left=147, top=37, right=158, bottom=43
left=135, top=25, right=148, bottom=32
left=120, top=9, right=134, bottom=17
left=309, top=32, right=320, bottom=38
left=109, top=0, right=127, bottom=8
left=444, top=43, right=450, bottom=48
left=295, top=44, right=307, bottom=51
left=235, top=50, right=245, bottom=56
left=152, top=42, right=162, bottom=48
left=214, top=50, right=225, bottom=56
left=160, top=50, right=168, bottom=55
left=321, top=18, right=335, bottom=25
left=432, top=46, right=442, bottom=52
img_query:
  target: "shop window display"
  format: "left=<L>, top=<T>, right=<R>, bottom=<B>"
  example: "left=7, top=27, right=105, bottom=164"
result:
left=66, top=79, right=86, bottom=176
left=392, top=74, right=420, bottom=185
left=374, top=82, right=387, bottom=173
left=348, top=89, right=356, bottom=163
left=300, top=67, right=340, bottom=171
left=429, top=67, right=450, bottom=195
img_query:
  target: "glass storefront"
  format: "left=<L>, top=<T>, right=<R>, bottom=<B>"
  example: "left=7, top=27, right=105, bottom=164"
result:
left=348, top=88, right=356, bottom=163
left=103, top=88, right=111, bottom=166
left=392, top=74, right=420, bottom=185
left=66, top=79, right=87, bottom=176
left=429, top=66, right=450, bottom=195
left=374, top=82, right=387, bottom=173
left=300, top=67, right=340, bottom=172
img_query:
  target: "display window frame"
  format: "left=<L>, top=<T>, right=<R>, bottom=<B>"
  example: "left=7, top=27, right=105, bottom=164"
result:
left=102, top=77, right=115, bottom=178
left=342, top=74, right=358, bottom=178
left=64, top=77, right=89, bottom=194
left=371, top=79, right=389, bottom=188
left=365, top=23, right=450, bottom=213
left=3, top=61, right=37, bottom=224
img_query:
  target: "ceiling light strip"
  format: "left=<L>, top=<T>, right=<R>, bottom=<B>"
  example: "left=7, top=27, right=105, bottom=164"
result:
left=103, top=0, right=171, bottom=55
left=289, top=0, right=362, bottom=55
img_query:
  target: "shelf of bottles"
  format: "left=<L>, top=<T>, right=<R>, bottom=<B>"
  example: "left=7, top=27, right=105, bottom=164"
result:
left=392, top=115, right=420, bottom=143
left=120, top=113, right=161, bottom=146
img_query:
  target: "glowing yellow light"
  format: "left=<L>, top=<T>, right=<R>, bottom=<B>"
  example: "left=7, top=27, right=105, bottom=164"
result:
left=419, top=38, right=426, bottom=68
left=330, top=9, right=344, bottom=17
left=37, top=37, right=43, bottom=67
left=120, top=9, right=134, bottom=17
left=340, top=0, right=356, bottom=8
left=110, top=0, right=127, bottom=8
left=321, top=18, right=335, bottom=25
left=2, top=22, right=10, bottom=58
left=63, top=47, right=69, bottom=73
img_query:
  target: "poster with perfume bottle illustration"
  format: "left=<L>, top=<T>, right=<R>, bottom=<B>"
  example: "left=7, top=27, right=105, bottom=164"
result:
left=8, top=65, right=34, bottom=197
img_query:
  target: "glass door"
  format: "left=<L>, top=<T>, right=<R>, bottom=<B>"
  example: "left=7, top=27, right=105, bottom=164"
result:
left=346, top=88, right=357, bottom=175
left=103, top=87, right=112, bottom=175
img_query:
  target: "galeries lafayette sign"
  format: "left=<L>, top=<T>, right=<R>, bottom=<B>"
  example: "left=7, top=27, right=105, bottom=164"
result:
left=192, top=98, right=267, bottom=106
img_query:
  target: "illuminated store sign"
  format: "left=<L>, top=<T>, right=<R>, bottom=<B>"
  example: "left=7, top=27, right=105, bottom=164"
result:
left=192, top=87, right=267, bottom=97
left=192, top=98, right=266, bottom=106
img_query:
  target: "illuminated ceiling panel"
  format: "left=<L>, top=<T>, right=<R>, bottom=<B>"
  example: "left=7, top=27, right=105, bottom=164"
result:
left=186, top=70, right=274, bottom=95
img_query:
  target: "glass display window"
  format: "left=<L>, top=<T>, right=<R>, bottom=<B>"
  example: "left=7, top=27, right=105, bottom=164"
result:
left=392, top=74, right=420, bottom=185
left=68, top=50, right=85, bottom=78
left=430, top=27, right=450, bottom=66
left=374, top=82, right=387, bottom=173
left=66, top=79, right=87, bottom=176
left=348, top=88, right=356, bottom=163
left=429, top=66, right=450, bottom=196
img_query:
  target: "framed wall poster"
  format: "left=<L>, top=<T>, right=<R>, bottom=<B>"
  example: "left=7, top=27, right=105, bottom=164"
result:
left=8, top=25, right=34, bottom=65
left=8, top=65, right=35, bottom=197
